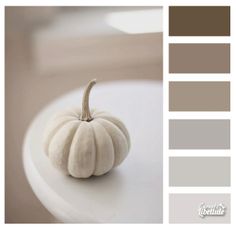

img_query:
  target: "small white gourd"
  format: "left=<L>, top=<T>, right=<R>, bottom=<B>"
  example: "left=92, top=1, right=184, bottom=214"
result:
left=43, top=79, right=130, bottom=178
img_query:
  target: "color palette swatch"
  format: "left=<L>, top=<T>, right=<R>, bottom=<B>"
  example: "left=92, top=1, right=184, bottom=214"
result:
left=167, top=5, right=231, bottom=223
left=169, top=120, right=230, bottom=149
left=169, top=6, right=230, bottom=36
left=169, top=82, right=230, bottom=111
left=169, top=157, right=230, bottom=187
left=169, top=194, right=231, bottom=223
left=169, top=44, right=230, bottom=73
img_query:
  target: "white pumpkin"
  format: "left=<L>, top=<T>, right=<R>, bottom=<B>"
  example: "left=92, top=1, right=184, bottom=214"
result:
left=43, top=79, right=130, bottom=178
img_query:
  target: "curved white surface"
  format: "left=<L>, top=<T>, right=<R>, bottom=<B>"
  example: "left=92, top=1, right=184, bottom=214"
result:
left=23, top=80, right=163, bottom=223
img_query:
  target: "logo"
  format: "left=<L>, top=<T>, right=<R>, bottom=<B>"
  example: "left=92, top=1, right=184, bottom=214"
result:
left=198, top=203, right=226, bottom=218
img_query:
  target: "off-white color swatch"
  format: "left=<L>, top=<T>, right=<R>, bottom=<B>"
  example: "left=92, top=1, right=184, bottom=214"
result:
left=169, top=194, right=230, bottom=223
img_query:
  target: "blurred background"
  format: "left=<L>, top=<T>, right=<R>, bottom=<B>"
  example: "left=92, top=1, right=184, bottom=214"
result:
left=5, top=6, right=162, bottom=223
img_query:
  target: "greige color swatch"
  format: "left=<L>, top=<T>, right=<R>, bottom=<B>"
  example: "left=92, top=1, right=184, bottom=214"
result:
left=169, top=6, right=230, bottom=36
left=169, top=119, right=230, bottom=149
left=169, top=157, right=230, bottom=187
left=169, top=82, right=230, bottom=111
left=169, top=194, right=231, bottom=223
left=169, top=44, right=230, bottom=73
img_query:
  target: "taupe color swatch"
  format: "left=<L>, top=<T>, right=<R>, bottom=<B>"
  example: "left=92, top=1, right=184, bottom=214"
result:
left=169, top=194, right=231, bottom=223
left=169, top=82, right=230, bottom=111
left=169, top=44, right=230, bottom=73
left=169, top=6, right=230, bottom=36
left=169, top=157, right=230, bottom=187
left=169, top=119, right=230, bottom=149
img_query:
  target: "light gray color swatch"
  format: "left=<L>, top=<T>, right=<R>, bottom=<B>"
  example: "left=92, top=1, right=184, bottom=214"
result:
left=169, top=157, right=230, bottom=187
left=169, top=193, right=231, bottom=223
left=169, top=119, right=230, bottom=149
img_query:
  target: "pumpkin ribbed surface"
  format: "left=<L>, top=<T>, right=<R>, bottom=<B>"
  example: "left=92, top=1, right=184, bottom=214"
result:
left=43, top=108, right=130, bottom=178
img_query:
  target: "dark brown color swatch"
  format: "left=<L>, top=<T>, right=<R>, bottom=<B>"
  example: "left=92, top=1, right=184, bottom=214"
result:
left=169, top=44, right=230, bottom=73
left=169, top=6, right=230, bottom=36
left=169, top=82, right=230, bottom=111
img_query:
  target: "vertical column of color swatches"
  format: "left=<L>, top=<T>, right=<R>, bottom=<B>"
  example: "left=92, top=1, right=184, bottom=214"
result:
left=168, top=6, right=231, bottom=223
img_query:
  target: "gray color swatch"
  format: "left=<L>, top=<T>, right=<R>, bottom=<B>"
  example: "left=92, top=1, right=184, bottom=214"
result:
left=169, top=157, right=230, bottom=187
left=169, top=43, right=230, bottom=73
left=169, top=194, right=231, bottom=223
left=169, top=82, right=230, bottom=111
left=169, top=119, right=230, bottom=149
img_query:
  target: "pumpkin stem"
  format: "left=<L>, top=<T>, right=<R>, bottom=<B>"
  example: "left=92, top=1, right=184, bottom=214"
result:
left=80, top=79, right=96, bottom=121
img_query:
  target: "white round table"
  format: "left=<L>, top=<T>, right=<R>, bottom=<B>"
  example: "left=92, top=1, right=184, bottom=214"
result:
left=23, top=80, right=163, bottom=223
